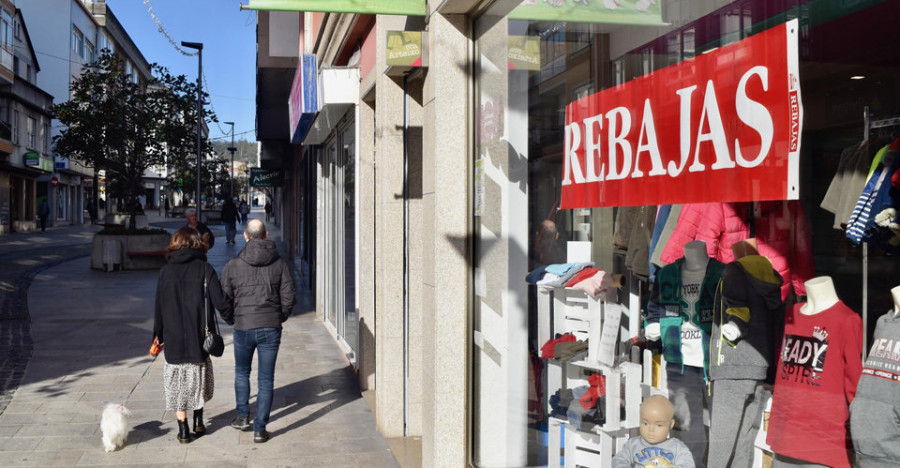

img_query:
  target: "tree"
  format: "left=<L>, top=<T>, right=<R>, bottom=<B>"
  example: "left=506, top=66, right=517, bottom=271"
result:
left=52, top=52, right=214, bottom=228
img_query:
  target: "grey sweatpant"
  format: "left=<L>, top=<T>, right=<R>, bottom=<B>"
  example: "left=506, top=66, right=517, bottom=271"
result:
left=708, top=379, right=766, bottom=468
left=668, top=365, right=709, bottom=468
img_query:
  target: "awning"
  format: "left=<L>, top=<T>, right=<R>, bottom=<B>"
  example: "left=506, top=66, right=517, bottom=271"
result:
left=303, top=67, right=360, bottom=145
left=289, top=55, right=318, bottom=144
left=240, top=0, right=426, bottom=16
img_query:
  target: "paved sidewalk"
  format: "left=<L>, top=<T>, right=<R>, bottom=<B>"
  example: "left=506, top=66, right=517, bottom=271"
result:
left=0, top=213, right=399, bottom=467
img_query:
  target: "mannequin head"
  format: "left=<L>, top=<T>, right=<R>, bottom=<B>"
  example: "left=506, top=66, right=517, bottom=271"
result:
left=801, top=276, right=839, bottom=315
left=639, top=395, right=675, bottom=445
left=891, top=285, right=900, bottom=316
left=682, top=240, right=709, bottom=272
left=732, top=238, right=759, bottom=259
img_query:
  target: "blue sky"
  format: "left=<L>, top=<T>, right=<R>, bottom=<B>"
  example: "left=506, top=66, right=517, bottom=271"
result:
left=106, top=0, right=258, bottom=143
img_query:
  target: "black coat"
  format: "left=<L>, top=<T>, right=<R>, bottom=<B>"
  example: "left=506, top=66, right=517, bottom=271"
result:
left=220, top=239, right=296, bottom=331
left=153, top=248, right=232, bottom=364
left=221, top=201, right=238, bottom=225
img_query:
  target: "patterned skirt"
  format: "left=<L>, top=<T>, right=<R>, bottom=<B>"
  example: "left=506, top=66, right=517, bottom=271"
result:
left=163, top=357, right=214, bottom=411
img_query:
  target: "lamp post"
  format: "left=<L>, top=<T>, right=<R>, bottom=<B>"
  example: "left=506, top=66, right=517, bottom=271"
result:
left=224, top=121, right=236, bottom=199
left=181, top=41, right=203, bottom=219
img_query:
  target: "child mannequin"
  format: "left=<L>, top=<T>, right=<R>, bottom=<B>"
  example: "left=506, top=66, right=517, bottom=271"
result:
left=800, top=276, right=839, bottom=315
left=850, top=284, right=900, bottom=467
left=612, top=395, right=695, bottom=467
left=768, top=275, right=862, bottom=467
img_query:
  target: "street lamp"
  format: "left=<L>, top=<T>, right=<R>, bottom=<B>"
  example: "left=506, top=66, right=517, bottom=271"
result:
left=181, top=41, right=203, bottom=219
left=224, top=121, right=236, bottom=199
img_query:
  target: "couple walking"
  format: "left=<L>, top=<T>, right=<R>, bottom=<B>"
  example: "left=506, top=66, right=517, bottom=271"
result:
left=152, top=219, right=297, bottom=444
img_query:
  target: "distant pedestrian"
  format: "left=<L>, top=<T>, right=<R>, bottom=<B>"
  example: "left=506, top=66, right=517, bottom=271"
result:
left=220, top=220, right=296, bottom=443
left=164, top=198, right=171, bottom=217
left=264, top=201, right=272, bottom=222
left=38, top=199, right=50, bottom=232
left=152, top=227, right=232, bottom=444
left=221, top=199, right=239, bottom=245
left=185, top=208, right=215, bottom=249
left=238, top=199, right=250, bottom=224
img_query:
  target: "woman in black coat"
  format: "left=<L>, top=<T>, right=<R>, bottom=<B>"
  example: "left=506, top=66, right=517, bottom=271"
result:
left=153, top=227, right=231, bottom=443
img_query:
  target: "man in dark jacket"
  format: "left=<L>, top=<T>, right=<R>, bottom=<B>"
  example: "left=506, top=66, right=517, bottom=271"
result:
left=220, top=199, right=239, bottom=244
left=220, top=219, right=296, bottom=443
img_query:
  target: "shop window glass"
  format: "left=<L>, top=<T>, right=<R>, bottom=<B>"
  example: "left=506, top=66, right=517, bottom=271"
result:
left=472, top=1, right=900, bottom=467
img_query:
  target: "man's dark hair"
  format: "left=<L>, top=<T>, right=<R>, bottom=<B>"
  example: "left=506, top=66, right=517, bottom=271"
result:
left=245, top=219, right=267, bottom=239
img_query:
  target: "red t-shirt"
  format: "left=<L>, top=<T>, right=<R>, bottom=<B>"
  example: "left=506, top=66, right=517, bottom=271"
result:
left=767, top=301, right=862, bottom=467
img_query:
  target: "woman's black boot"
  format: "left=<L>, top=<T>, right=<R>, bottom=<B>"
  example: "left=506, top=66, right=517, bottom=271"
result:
left=177, top=418, right=194, bottom=444
left=193, top=408, right=206, bottom=436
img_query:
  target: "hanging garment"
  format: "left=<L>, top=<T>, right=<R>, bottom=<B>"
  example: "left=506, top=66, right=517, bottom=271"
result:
left=822, top=139, right=883, bottom=229
left=846, top=147, right=899, bottom=244
left=659, top=201, right=814, bottom=300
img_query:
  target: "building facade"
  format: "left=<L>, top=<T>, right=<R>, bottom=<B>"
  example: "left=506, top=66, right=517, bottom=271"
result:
left=17, top=0, right=153, bottom=227
left=0, top=2, right=52, bottom=234
left=254, top=0, right=900, bottom=466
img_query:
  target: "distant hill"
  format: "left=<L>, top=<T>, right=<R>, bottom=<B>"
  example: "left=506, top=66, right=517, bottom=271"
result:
left=212, top=140, right=257, bottom=163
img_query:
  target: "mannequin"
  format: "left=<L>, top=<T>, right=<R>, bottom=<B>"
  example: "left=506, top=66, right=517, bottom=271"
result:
left=800, top=276, right=839, bottom=315
left=646, top=240, right=724, bottom=468
left=683, top=240, right=709, bottom=272
left=892, top=284, right=900, bottom=316
left=708, top=237, right=782, bottom=467
left=768, top=276, right=862, bottom=467
left=850, top=284, right=900, bottom=467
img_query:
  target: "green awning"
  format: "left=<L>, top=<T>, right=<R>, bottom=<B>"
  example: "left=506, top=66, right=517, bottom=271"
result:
left=241, top=0, right=426, bottom=16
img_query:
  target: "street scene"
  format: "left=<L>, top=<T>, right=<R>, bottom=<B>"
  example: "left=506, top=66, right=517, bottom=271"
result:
left=0, top=209, right=399, bottom=467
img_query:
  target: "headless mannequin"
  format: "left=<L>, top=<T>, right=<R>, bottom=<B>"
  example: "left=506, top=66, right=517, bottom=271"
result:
left=801, top=277, right=840, bottom=315
left=683, top=240, right=710, bottom=272
left=720, top=238, right=760, bottom=341
left=892, top=285, right=900, bottom=317
left=646, top=241, right=710, bottom=340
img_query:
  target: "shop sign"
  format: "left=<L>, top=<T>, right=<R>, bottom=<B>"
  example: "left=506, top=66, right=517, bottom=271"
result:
left=561, top=19, right=802, bottom=209
left=55, top=156, right=69, bottom=170
left=508, top=35, right=540, bottom=70
left=250, top=168, right=283, bottom=187
left=386, top=31, right=423, bottom=67
left=289, top=54, right=318, bottom=144
left=510, top=0, right=664, bottom=26
left=24, top=151, right=39, bottom=167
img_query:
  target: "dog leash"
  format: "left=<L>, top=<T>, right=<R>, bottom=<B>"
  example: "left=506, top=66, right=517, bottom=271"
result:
left=121, top=353, right=160, bottom=407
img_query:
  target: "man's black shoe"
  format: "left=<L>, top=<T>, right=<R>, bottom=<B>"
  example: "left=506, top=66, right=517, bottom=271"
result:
left=231, top=415, right=250, bottom=431
left=253, top=430, right=269, bottom=443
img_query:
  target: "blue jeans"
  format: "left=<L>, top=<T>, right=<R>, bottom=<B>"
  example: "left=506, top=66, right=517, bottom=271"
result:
left=225, top=222, right=236, bottom=243
left=233, top=328, right=281, bottom=432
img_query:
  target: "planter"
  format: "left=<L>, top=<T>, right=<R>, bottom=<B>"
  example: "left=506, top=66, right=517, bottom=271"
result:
left=91, top=232, right=171, bottom=271
left=104, top=213, right=148, bottom=228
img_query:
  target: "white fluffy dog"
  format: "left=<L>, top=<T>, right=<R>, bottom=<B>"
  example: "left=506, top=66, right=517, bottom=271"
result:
left=100, top=403, right=131, bottom=452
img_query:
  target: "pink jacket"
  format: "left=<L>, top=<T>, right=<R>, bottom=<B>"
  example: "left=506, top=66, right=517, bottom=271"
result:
left=660, top=201, right=815, bottom=299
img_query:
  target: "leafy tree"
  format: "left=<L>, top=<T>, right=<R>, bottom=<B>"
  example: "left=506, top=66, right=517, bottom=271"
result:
left=52, top=52, right=215, bottom=228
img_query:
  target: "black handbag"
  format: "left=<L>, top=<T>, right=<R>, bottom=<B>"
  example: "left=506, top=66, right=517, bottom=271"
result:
left=202, top=276, right=225, bottom=357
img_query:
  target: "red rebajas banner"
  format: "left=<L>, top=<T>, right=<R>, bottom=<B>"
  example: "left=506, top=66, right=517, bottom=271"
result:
left=561, top=19, right=801, bottom=209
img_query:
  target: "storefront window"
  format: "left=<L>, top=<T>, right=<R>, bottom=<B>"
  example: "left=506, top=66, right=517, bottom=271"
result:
left=473, top=1, right=900, bottom=466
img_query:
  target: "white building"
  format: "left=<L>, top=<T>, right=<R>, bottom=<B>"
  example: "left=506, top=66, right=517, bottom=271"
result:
left=18, top=0, right=153, bottom=224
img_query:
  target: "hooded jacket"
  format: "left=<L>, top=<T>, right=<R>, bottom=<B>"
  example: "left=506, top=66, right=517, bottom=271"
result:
left=646, top=257, right=725, bottom=377
left=153, top=248, right=232, bottom=364
left=709, top=255, right=784, bottom=382
left=220, top=238, right=296, bottom=331
left=659, top=201, right=814, bottom=300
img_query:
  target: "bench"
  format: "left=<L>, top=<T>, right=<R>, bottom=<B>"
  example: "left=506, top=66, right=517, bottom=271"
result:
left=126, top=250, right=167, bottom=259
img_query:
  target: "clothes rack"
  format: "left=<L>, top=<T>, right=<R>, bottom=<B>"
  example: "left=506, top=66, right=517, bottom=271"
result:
left=860, top=107, right=900, bottom=356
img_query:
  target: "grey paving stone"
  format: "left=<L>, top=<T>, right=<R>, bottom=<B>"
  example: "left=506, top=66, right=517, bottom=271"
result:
left=0, top=449, right=85, bottom=466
